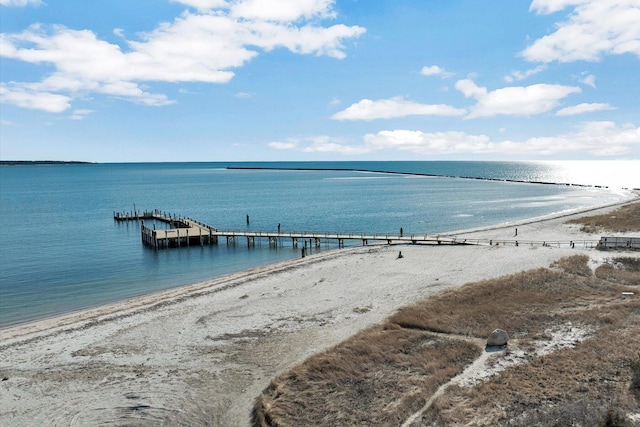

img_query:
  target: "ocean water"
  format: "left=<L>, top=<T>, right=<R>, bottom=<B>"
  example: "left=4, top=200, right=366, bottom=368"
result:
left=0, top=161, right=636, bottom=327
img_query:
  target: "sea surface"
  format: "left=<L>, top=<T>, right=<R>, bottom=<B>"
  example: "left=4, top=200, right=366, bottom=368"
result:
left=0, top=161, right=637, bottom=327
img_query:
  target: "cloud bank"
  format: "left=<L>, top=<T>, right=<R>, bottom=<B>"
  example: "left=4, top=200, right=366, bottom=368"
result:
left=556, top=102, right=615, bottom=116
left=524, top=0, right=640, bottom=62
left=455, top=79, right=581, bottom=118
left=331, top=97, right=465, bottom=121
left=0, top=0, right=42, bottom=6
left=269, top=121, right=640, bottom=158
left=0, top=0, right=365, bottom=112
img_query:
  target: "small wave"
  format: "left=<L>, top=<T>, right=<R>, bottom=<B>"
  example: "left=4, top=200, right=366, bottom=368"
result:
left=454, top=214, right=474, bottom=218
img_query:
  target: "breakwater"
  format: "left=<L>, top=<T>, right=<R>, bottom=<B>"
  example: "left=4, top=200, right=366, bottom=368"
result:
left=227, top=166, right=615, bottom=189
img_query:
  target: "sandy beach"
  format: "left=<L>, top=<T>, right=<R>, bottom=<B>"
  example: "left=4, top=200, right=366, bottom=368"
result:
left=1, top=197, right=639, bottom=426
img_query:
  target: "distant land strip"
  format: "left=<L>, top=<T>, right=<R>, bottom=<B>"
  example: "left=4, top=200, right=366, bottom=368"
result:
left=0, top=160, right=95, bottom=166
left=226, top=166, right=614, bottom=189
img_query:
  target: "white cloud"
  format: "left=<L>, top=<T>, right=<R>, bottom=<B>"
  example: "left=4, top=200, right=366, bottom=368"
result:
left=268, top=140, right=299, bottom=150
left=302, top=140, right=368, bottom=154
left=504, top=64, right=547, bottom=82
left=455, top=79, right=581, bottom=118
left=522, top=121, right=639, bottom=156
left=579, top=73, right=596, bottom=88
left=363, top=130, right=492, bottom=154
left=331, top=97, right=465, bottom=121
left=0, top=84, right=71, bottom=112
left=529, top=0, right=588, bottom=14
left=0, top=0, right=43, bottom=7
left=242, top=20, right=366, bottom=59
left=0, top=3, right=365, bottom=112
left=69, top=109, right=94, bottom=120
left=556, top=102, right=615, bottom=116
left=268, top=121, right=639, bottom=157
left=231, top=0, right=336, bottom=22
left=455, top=79, right=487, bottom=98
left=420, top=65, right=453, bottom=78
left=524, top=0, right=640, bottom=62
left=171, top=0, right=228, bottom=10
left=235, top=91, right=252, bottom=98
left=269, top=136, right=366, bottom=154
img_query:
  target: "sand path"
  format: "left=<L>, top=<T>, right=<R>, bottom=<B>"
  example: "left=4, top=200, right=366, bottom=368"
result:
left=1, top=198, right=638, bottom=426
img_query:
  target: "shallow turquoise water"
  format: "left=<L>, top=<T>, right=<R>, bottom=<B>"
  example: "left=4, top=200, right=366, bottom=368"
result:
left=0, top=161, right=634, bottom=327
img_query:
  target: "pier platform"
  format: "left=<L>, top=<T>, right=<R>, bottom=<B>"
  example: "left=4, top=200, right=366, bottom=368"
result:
left=113, top=210, right=462, bottom=250
left=115, top=210, right=218, bottom=249
left=114, top=210, right=600, bottom=251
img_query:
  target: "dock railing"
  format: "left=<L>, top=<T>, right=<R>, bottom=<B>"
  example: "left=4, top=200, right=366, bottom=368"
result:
left=115, top=210, right=603, bottom=251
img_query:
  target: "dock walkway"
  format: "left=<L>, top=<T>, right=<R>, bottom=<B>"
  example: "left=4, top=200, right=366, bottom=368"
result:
left=113, top=210, right=462, bottom=250
left=114, top=210, right=600, bottom=251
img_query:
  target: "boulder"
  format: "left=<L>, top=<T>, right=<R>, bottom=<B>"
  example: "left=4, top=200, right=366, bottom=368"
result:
left=487, top=329, right=509, bottom=347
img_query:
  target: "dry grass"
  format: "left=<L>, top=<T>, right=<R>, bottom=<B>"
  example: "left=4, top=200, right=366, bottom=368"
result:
left=426, top=300, right=640, bottom=425
left=595, top=257, right=640, bottom=286
left=416, top=255, right=640, bottom=426
left=551, top=253, right=593, bottom=277
left=566, top=202, right=640, bottom=233
left=253, top=327, right=479, bottom=427
left=252, top=254, right=640, bottom=426
left=387, top=262, right=622, bottom=341
left=252, top=204, right=640, bottom=426
left=632, top=359, right=640, bottom=399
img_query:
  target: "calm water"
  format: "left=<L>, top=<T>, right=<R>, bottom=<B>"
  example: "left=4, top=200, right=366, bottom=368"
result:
left=0, top=161, right=636, bottom=327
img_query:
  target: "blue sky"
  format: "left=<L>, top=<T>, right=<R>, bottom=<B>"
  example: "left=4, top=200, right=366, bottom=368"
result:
left=1, top=0, right=639, bottom=162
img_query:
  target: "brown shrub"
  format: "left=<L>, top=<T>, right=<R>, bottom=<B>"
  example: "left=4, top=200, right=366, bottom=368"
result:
left=602, top=406, right=630, bottom=427
left=615, top=257, right=640, bottom=272
left=462, top=400, right=621, bottom=427
left=567, top=202, right=640, bottom=233
left=595, top=257, right=640, bottom=286
left=631, top=359, right=640, bottom=399
left=551, top=254, right=592, bottom=277
left=389, top=267, right=619, bottom=339
left=252, top=327, right=479, bottom=427
left=420, top=298, right=640, bottom=426
left=253, top=253, right=640, bottom=426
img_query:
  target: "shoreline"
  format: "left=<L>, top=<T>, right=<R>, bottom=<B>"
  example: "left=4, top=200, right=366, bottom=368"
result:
left=1, top=166, right=633, bottom=329
left=2, top=193, right=637, bottom=337
left=1, top=198, right=639, bottom=426
left=0, top=246, right=365, bottom=344
left=445, top=192, right=639, bottom=237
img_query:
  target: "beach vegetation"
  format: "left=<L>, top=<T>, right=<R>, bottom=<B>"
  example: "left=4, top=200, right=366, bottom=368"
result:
left=252, top=326, right=479, bottom=426
left=595, top=257, right=640, bottom=286
left=551, top=253, right=592, bottom=276
left=567, top=201, right=640, bottom=233
left=253, top=254, right=640, bottom=426
left=631, top=359, right=640, bottom=398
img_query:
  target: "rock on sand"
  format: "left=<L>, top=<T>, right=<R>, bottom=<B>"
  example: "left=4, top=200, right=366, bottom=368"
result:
left=487, top=329, right=509, bottom=346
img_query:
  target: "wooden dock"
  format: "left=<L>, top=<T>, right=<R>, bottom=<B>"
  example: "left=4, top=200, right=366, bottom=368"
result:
left=115, top=210, right=218, bottom=249
left=114, top=210, right=600, bottom=251
left=113, top=210, right=463, bottom=250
